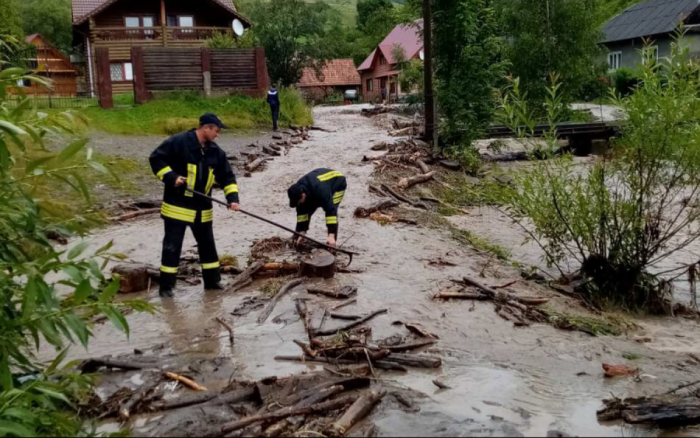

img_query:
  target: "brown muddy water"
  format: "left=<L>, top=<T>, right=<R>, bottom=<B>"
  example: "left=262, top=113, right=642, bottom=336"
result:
left=59, top=106, right=699, bottom=437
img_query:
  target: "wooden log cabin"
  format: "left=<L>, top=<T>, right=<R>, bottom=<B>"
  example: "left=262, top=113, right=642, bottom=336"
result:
left=72, top=0, right=251, bottom=95
left=15, top=34, right=78, bottom=96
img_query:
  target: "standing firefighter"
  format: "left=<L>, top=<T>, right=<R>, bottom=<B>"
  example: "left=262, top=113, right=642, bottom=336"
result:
left=149, top=113, right=240, bottom=298
left=288, top=169, right=347, bottom=247
left=267, top=85, right=280, bottom=131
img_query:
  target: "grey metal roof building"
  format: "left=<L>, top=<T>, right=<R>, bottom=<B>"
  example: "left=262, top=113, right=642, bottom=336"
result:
left=602, top=0, right=700, bottom=70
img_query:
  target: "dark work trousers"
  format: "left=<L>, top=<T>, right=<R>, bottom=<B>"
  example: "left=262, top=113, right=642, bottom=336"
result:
left=271, top=105, right=280, bottom=131
left=160, top=218, right=221, bottom=290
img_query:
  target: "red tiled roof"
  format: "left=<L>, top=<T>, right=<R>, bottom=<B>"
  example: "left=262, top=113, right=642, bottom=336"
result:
left=72, top=0, right=244, bottom=24
left=298, top=59, right=361, bottom=87
left=358, top=19, right=423, bottom=71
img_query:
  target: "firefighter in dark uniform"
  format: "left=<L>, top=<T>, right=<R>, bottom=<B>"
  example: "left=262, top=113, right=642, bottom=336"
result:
left=287, top=169, right=347, bottom=247
left=149, top=113, right=240, bottom=298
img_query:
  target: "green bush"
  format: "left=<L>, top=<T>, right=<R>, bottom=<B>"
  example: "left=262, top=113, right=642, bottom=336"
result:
left=0, top=36, right=151, bottom=436
left=612, top=67, right=640, bottom=96
left=496, top=40, right=700, bottom=313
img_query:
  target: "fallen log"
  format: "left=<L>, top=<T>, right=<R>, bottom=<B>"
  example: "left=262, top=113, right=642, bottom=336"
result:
left=326, top=390, right=387, bottom=437
left=307, top=286, right=358, bottom=300
left=164, top=372, right=207, bottom=391
left=293, top=385, right=345, bottom=409
left=331, top=298, right=357, bottom=311
left=300, top=250, right=337, bottom=279
left=597, top=396, right=700, bottom=426
left=385, top=353, right=442, bottom=369
left=79, top=358, right=157, bottom=373
left=245, top=157, right=268, bottom=172
left=216, top=317, right=235, bottom=344
left=111, top=208, right=161, bottom=222
left=274, top=355, right=407, bottom=372
left=119, top=374, right=161, bottom=421
left=460, top=276, right=549, bottom=306
left=263, top=145, right=281, bottom=156
left=381, top=184, right=428, bottom=210
left=208, top=395, right=359, bottom=436
left=263, top=262, right=299, bottom=272
left=296, top=298, right=316, bottom=341
left=293, top=340, right=318, bottom=358
left=382, top=340, right=436, bottom=353
left=398, top=171, right=436, bottom=189
left=330, top=313, right=362, bottom=321
left=434, top=292, right=490, bottom=300
left=314, top=309, right=388, bottom=337
left=225, top=260, right=265, bottom=293
left=354, top=200, right=399, bottom=218
left=390, top=126, right=419, bottom=137
left=151, top=387, right=257, bottom=411
left=402, top=322, right=439, bottom=339
left=258, top=278, right=306, bottom=324
left=416, top=160, right=431, bottom=174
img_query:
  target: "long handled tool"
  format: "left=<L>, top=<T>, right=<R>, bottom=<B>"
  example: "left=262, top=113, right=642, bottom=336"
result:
left=185, top=188, right=358, bottom=265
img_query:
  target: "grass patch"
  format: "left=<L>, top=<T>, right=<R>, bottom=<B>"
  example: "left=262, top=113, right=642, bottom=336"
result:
left=622, top=352, right=643, bottom=361
left=259, top=276, right=292, bottom=298
left=450, top=227, right=511, bottom=261
left=546, top=311, right=630, bottom=337
left=220, top=254, right=239, bottom=268
left=80, top=89, right=313, bottom=136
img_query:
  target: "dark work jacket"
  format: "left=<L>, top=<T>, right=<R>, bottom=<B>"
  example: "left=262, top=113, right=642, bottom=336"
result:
left=149, top=130, right=239, bottom=224
left=267, top=89, right=280, bottom=107
left=295, top=168, right=347, bottom=235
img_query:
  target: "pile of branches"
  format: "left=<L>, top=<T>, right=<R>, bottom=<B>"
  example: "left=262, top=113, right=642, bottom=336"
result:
left=388, top=116, right=424, bottom=137
left=360, top=105, right=391, bottom=117
left=276, top=284, right=442, bottom=373
left=80, top=356, right=388, bottom=437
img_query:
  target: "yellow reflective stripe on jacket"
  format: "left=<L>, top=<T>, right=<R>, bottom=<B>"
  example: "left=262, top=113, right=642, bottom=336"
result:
left=224, top=184, right=239, bottom=195
left=202, top=209, right=214, bottom=223
left=317, top=170, right=344, bottom=182
left=201, top=261, right=220, bottom=270
left=185, top=164, right=197, bottom=197
left=162, top=202, right=196, bottom=223
left=333, top=191, right=345, bottom=204
left=326, top=216, right=338, bottom=225
left=297, top=214, right=309, bottom=223
left=205, top=169, right=215, bottom=195
left=157, top=166, right=173, bottom=180
left=161, top=265, right=178, bottom=274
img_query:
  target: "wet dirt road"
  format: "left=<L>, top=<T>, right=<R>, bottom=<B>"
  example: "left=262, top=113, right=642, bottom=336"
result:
left=70, top=106, right=699, bottom=437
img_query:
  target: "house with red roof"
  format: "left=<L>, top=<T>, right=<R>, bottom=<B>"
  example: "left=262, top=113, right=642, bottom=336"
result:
left=71, top=0, right=250, bottom=95
left=15, top=34, right=78, bottom=96
left=357, top=19, right=423, bottom=103
left=298, top=59, right=361, bottom=102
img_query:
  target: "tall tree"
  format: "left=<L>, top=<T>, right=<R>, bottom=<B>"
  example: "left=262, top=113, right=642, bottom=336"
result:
left=0, top=0, right=23, bottom=39
left=499, top=0, right=603, bottom=104
left=18, top=0, right=73, bottom=54
left=433, top=0, right=507, bottom=147
left=357, top=0, right=396, bottom=36
left=247, top=0, right=334, bottom=86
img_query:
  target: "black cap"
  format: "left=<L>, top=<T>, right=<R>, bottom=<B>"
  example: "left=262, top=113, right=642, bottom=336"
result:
left=288, top=184, right=303, bottom=208
left=199, top=113, right=228, bottom=129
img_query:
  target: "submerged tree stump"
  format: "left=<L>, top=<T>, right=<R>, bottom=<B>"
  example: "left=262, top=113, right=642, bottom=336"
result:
left=300, top=250, right=336, bottom=279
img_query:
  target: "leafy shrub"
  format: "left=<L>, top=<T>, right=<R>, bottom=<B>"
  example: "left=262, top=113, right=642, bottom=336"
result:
left=612, top=67, right=640, bottom=96
left=496, top=41, right=700, bottom=313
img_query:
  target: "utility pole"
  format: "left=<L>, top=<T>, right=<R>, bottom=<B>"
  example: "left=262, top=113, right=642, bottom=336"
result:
left=423, top=0, right=436, bottom=146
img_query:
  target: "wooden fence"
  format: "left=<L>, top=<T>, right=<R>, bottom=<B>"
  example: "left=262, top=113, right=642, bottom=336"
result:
left=132, top=46, right=268, bottom=104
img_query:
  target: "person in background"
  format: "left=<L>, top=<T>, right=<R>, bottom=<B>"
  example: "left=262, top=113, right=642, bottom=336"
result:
left=267, top=85, right=280, bottom=131
left=381, top=86, right=388, bottom=105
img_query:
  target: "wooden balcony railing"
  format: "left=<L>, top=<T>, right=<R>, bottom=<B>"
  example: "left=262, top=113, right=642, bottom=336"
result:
left=92, top=27, right=233, bottom=43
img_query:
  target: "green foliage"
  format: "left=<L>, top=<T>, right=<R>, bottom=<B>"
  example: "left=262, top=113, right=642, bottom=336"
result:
left=451, top=227, right=511, bottom=261
left=0, top=36, right=151, bottom=436
left=611, top=67, right=640, bottom=97
left=433, top=0, right=507, bottom=148
left=18, top=0, right=72, bottom=54
left=205, top=31, right=256, bottom=49
left=0, top=0, right=23, bottom=38
left=398, top=59, right=424, bottom=94
left=496, top=40, right=700, bottom=313
left=499, top=0, right=603, bottom=106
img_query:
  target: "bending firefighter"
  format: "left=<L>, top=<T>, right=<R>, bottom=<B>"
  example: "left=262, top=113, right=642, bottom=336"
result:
left=149, top=113, right=240, bottom=298
left=288, top=169, right=347, bottom=247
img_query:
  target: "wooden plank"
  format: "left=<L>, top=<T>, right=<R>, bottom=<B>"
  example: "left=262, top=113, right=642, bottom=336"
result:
left=131, top=46, right=149, bottom=104
left=94, top=47, right=113, bottom=109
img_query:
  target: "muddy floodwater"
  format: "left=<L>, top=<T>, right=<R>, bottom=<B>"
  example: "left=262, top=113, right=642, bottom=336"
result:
left=62, top=106, right=700, bottom=437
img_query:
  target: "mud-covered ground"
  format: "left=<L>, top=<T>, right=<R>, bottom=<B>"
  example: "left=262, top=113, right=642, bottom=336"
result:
left=61, top=106, right=700, bottom=437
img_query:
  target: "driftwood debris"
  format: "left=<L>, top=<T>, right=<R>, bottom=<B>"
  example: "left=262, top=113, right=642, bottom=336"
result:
left=296, top=299, right=316, bottom=342
left=275, top=355, right=407, bottom=372
left=432, top=379, right=452, bottom=390
left=263, top=145, right=281, bottom=156
left=226, top=260, right=265, bottom=293
left=381, top=184, right=428, bottom=210
left=308, top=286, right=358, bottom=300
left=300, top=250, right=337, bottom=279
left=330, top=313, right=362, bottom=321
left=354, top=200, right=399, bottom=218
left=152, top=387, right=257, bottom=412
left=112, top=265, right=151, bottom=294
left=416, top=159, right=431, bottom=174
left=380, top=340, right=436, bottom=353
left=326, top=390, right=387, bottom=437
left=111, top=208, right=161, bottom=222
left=387, top=353, right=442, bottom=369
left=361, top=106, right=391, bottom=117
left=119, top=374, right=161, bottom=421
left=164, top=372, right=207, bottom=391
left=216, top=317, right=235, bottom=344
left=258, top=278, right=306, bottom=324
left=246, top=157, right=268, bottom=172
left=371, top=142, right=388, bottom=151
left=79, top=358, right=158, bottom=373
left=400, top=322, right=439, bottom=340
left=598, top=395, right=700, bottom=426
left=314, top=310, right=387, bottom=337
left=398, top=171, right=436, bottom=189
left=331, top=298, right=357, bottom=311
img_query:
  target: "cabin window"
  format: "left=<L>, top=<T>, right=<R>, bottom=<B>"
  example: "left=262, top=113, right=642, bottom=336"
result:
left=379, top=56, right=387, bottom=66
left=125, top=16, right=155, bottom=37
left=366, top=79, right=373, bottom=92
left=110, top=62, right=133, bottom=82
left=608, top=51, right=621, bottom=71
left=178, top=16, right=194, bottom=27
